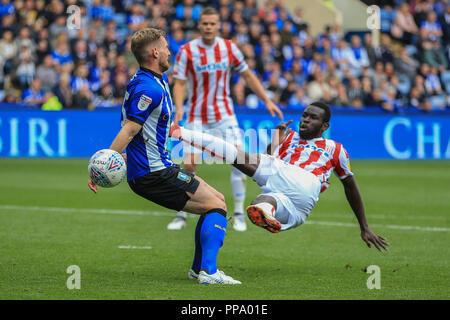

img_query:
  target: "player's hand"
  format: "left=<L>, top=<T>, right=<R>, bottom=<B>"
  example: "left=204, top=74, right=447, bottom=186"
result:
left=361, top=228, right=390, bottom=252
left=265, top=100, right=284, bottom=120
left=121, top=153, right=127, bottom=165
left=88, top=177, right=98, bottom=194
left=174, top=109, right=184, bottom=124
left=274, top=120, right=293, bottom=144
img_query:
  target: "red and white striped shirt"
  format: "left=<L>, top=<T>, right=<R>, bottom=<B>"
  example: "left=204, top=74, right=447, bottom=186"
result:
left=173, top=37, right=248, bottom=124
left=274, top=131, right=353, bottom=193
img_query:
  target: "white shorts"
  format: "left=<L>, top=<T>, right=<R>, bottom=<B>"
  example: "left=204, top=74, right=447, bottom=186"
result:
left=252, top=154, right=321, bottom=231
left=183, top=115, right=243, bottom=155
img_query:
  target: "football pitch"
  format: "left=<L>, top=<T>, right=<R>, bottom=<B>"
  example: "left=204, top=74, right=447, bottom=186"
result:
left=0, top=159, right=448, bottom=300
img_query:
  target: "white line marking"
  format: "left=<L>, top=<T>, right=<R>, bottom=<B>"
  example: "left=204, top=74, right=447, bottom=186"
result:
left=118, top=245, right=152, bottom=249
left=1, top=205, right=449, bottom=232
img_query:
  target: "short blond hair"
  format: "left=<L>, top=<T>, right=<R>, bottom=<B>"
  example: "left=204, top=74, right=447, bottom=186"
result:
left=131, top=28, right=166, bottom=65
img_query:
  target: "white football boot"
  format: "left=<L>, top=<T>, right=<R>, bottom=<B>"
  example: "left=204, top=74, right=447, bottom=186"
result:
left=167, top=214, right=187, bottom=230
left=188, top=269, right=198, bottom=280
left=198, top=270, right=242, bottom=285
left=232, top=214, right=247, bottom=232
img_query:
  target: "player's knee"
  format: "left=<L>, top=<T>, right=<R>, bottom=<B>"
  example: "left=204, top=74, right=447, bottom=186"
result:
left=205, top=197, right=227, bottom=213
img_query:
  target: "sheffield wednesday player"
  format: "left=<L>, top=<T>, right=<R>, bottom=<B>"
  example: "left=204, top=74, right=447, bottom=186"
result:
left=170, top=102, right=390, bottom=252
left=88, top=28, right=241, bottom=284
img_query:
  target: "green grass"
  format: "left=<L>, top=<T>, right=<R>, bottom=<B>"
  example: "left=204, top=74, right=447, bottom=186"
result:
left=0, top=159, right=449, bottom=299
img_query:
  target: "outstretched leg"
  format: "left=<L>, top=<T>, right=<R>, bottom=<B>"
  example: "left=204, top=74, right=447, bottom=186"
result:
left=247, top=195, right=281, bottom=233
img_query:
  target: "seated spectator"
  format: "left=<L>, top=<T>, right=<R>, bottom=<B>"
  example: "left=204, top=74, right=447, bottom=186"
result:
left=372, top=61, right=388, bottom=88
left=394, top=47, right=419, bottom=79
left=0, top=30, right=16, bottom=72
left=347, top=35, right=370, bottom=77
left=52, top=73, right=72, bottom=108
left=424, top=66, right=443, bottom=96
left=331, top=83, right=350, bottom=107
left=380, top=5, right=395, bottom=34
left=51, top=41, right=73, bottom=66
left=330, top=38, right=352, bottom=72
left=391, top=2, right=419, bottom=44
left=382, top=88, right=400, bottom=112
left=347, top=77, right=364, bottom=109
left=409, top=86, right=432, bottom=111
left=36, top=54, right=57, bottom=92
left=72, top=83, right=94, bottom=110
left=419, top=11, right=443, bottom=42
left=71, top=63, right=91, bottom=92
left=307, top=72, right=330, bottom=101
left=420, top=40, right=449, bottom=71
left=93, top=83, right=117, bottom=107
left=363, top=32, right=377, bottom=68
left=15, top=44, right=35, bottom=89
left=438, top=4, right=450, bottom=44
left=22, top=78, right=44, bottom=104
left=288, top=86, right=310, bottom=108
left=375, top=33, right=394, bottom=65
left=365, top=87, right=384, bottom=108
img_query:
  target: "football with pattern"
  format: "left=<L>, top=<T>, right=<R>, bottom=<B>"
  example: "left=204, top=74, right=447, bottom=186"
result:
left=88, top=149, right=126, bottom=188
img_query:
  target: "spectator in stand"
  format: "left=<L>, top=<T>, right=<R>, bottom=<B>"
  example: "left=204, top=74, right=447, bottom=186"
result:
left=420, top=10, right=443, bottom=41
left=395, top=47, right=419, bottom=79
left=331, top=38, right=352, bottom=73
left=307, top=72, right=330, bottom=101
left=51, top=41, right=73, bottom=66
left=72, top=83, right=93, bottom=109
left=53, top=72, right=72, bottom=108
left=419, top=39, right=449, bottom=71
left=347, top=35, right=370, bottom=77
left=376, top=33, right=395, bottom=65
left=71, top=63, right=91, bottom=92
left=391, top=2, right=419, bottom=45
left=22, top=78, right=44, bottom=104
left=347, top=77, right=364, bottom=109
left=438, top=4, right=450, bottom=43
left=36, top=54, right=57, bottom=92
left=372, top=61, right=388, bottom=89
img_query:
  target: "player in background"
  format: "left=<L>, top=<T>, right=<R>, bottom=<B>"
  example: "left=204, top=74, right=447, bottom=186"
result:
left=170, top=102, right=389, bottom=251
left=88, top=28, right=241, bottom=284
left=167, top=7, right=284, bottom=232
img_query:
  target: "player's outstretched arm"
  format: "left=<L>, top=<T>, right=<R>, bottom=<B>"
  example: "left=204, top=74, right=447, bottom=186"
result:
left=88, top=120, right=142, bottom=194
left=340, top=176, right=390, bottom=252
left=240, top=69, right=284, bottom=120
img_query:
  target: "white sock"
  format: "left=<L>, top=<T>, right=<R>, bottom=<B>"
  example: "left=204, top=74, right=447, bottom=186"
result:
left=231, top=167, right=246, bottom=214
left=254, top=202, right=275, bottom=218
left=179, top=127, right=238, bottom=164
left=176, top=212, right=187, bottom=219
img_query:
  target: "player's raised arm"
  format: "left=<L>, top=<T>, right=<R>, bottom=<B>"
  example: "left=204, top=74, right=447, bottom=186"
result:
left=240, top=69, right=284, bottom=120
left=265, top=120, right=293, bottom=155
left=340, top=175, right=390, bottom=252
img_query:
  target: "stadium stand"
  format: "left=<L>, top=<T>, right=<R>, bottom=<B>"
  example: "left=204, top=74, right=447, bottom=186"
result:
left=0, top=0, right=448, bottom=112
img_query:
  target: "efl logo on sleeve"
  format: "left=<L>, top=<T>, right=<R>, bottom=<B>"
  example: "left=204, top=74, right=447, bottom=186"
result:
left=138, top=95, right=152, bottom=111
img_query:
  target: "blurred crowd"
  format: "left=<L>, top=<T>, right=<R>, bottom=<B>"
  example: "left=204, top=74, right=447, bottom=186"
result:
left=0, top=0, right=449, bottom=112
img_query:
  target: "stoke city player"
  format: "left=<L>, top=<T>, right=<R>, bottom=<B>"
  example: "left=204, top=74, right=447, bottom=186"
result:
left=170, top=102, right=389, bottom=251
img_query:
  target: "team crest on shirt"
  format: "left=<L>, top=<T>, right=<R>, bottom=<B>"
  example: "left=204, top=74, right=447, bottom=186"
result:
left=138, top=95, right=152, bottom=111
left=177, top=172, right=191, bottom=183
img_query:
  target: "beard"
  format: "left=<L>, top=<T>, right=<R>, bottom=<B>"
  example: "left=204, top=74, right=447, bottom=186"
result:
left=159, top=56, right=170, bottom=72
left=299, top=127, right=321, bottom=140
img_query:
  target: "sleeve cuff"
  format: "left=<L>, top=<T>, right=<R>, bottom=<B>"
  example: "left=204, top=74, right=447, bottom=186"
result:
left=127, top=115, right=145, bottom=126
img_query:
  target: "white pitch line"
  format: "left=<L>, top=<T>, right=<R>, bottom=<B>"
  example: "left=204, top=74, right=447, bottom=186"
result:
left=118, top=245, right=152, bottom=249
left=1, top=204, right=449, bottom=232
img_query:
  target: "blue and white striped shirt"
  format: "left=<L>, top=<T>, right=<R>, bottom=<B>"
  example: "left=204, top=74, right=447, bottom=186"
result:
left=121, top=68, right=175, bottom=182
